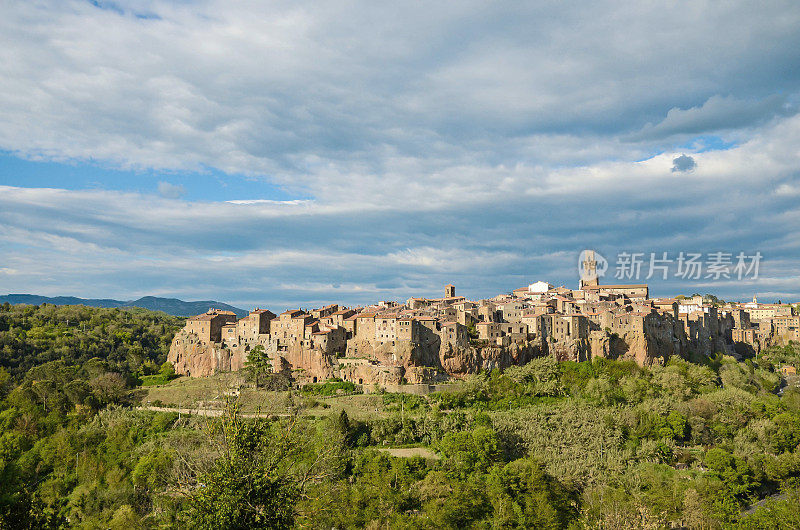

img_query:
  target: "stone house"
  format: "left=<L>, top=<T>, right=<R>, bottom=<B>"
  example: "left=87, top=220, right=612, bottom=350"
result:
left=355, top=313, right=377, bottom=341
left=476, top=321, right=502, bottom=340
left=440, top=321, right=468, bottom=349
left=236, top=308, right=276, bottom=342
left=500, top=322, right=529, bottom=343
left=584, top=284, right=649, bottom=300
left=311, top=304, right=339, bottom=319
left=271, top=310, right=313, bottom=345
left=185, top=309, right=237, bottom=343
left=375, top=313, right=399, bottom=343
left=311, top=326, right=347, bottom=354
left=497, top=300, right=528, bottom=322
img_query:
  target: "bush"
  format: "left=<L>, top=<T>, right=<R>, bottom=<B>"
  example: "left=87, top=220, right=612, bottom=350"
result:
left=301, top=378, right=357, bottom=396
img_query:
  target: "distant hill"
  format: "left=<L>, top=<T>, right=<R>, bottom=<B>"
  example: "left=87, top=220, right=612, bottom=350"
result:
left=0, top=294, right=248, bottom=318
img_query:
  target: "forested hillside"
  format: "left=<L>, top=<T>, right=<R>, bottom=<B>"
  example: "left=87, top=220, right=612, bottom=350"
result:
left=0, top=303, right=183, bottom=378
left=0, top=303, right=799, bottom=528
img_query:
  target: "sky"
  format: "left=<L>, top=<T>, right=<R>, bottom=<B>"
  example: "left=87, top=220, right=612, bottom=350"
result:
left=1, top=1, right=800, bottom=311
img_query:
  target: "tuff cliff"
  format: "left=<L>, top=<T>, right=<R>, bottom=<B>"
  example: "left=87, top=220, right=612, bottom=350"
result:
left=439, top=340, right=545, bottom=375
left=168, top=312, right=709, bottom=384
left=169, top=331, right=553, bottom=384
left=168, top=329, right=246, bottom=377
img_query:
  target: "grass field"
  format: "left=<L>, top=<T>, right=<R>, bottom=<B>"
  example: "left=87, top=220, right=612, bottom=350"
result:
left=376, top=447, right=440, bottom=460
left=137, top=372, right=420, bottom=421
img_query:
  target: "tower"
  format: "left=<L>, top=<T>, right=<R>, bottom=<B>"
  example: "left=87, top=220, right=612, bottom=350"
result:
left=579, top=250, right=600, bottom=289
left=445, top=284, right=456, bottom=298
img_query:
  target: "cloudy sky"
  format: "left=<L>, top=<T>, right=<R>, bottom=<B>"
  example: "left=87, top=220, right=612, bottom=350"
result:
left=1, top=1, right=799, bottom=310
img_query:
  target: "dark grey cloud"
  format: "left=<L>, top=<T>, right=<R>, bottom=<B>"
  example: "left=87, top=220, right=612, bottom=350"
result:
left=671, top=154, right=696, bottom=173
left=627, top=95, right=796, bottom=142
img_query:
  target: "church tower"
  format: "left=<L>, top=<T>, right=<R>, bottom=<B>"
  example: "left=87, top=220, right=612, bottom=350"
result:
left=579, top=250, right=600, bottom=290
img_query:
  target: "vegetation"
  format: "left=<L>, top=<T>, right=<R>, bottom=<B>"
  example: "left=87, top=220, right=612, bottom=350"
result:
left=138, top=362, right=178, bottom=386
left=1, top=303, right=800, bottom=527
left=300, top=378, right=357, bottom=396
left=243, top=344, right=271, bottom=387
left=0, top=302, right=182, bottom=379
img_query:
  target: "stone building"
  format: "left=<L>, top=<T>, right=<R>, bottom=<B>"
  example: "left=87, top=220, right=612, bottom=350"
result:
left=169, top=278, right=796, bottom=386
left=476, top=321, right=502, bottom=341
left=583, top=284, right=649, bottom=300
left=185, top=309, right=237, bottom=343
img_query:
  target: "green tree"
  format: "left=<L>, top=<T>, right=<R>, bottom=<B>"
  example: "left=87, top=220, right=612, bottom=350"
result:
left=243, top=345, right=271, bottom=387
left=486, top=458, right=578, bottom=528
left=437, top=426, right=501, bottom=479
left=183, top=409, right=298, bottom=529
left=159, top=361, right=176, bottom=380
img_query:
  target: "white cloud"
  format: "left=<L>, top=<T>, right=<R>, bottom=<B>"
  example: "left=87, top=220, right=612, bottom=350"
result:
left=0, top=1, right=799, bottom=187
left=1, top=2, right=800, bottom=306
left=157, top=181, right=186, bottom=199
left=226, top=199, right=312, bottom=206
left=775, top=183, right=800, bottom=196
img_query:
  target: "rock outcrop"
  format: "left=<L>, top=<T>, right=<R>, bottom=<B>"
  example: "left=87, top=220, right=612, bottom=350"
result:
left=168, top=330, right=246, bottom=377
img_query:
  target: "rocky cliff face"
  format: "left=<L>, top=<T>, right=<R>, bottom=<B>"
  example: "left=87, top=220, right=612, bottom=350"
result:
left=550, top=338, right=592, bottom=363
left=169, top=318, right=705, bottom=384
left=438, top=340, right=545, bottom=375
left=585, top=324, right=678, bottom=366
left=550, top=320, right=679, bottom=367
left=168, top=330, right=246, bottom=377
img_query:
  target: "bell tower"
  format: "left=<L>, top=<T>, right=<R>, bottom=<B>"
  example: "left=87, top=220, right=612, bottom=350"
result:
left=579, top=250, right=600, bottom=289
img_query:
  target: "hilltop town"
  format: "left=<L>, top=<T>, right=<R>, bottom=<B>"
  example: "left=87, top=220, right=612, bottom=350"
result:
left=168, top=252, right=799, bottom=386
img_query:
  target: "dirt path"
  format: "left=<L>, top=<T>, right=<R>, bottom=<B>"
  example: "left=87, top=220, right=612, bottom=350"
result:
left=139, top=406, right=288, bottom=418
left=376, top=447, right=440, bottom=460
